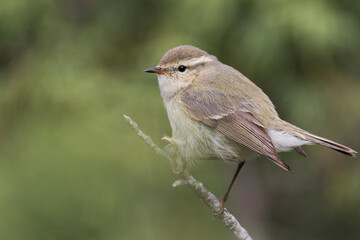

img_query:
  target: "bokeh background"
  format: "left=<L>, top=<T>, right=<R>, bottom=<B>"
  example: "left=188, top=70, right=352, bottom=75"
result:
left=0, top=0, right=359, bottom=239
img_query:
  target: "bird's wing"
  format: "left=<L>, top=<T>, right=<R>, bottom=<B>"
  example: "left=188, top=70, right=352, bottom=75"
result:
left=180, top=88, right=290, bottom=171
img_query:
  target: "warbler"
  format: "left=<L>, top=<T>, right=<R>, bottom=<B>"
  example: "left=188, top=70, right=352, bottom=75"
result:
left=145, top=45, right=357, bottom=205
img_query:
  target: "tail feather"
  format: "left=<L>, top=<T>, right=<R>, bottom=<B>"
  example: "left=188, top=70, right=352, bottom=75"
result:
left=305, top=133, right=357, bottom=157
left=294, top=146, right=308, bottom=158
left=282, top=121, right=357, bottom=157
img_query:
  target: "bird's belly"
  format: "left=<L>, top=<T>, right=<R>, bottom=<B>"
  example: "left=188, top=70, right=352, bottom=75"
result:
left=165, top=100, right=253, bottom=166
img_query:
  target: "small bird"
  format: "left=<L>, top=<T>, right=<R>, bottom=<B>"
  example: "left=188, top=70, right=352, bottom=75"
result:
left=145, top=45, right=357, bottom=206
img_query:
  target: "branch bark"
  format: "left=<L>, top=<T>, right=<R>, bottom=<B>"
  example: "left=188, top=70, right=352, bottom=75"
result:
left=124, top=115, right=253, bottom=240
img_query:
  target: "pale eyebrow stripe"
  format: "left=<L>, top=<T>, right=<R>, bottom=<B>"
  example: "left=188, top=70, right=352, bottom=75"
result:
left=185, top=56, right=214, bottom=67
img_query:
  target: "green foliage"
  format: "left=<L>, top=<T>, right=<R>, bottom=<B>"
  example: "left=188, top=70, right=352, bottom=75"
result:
left=0, top=0, right=359, bottom=239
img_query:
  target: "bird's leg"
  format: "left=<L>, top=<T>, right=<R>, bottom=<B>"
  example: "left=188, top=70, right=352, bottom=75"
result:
left=219, top=162, right=245, bottom=210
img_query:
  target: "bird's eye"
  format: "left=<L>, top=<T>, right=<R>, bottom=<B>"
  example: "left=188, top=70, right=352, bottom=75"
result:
left=178, top=65, right=187, bottom=72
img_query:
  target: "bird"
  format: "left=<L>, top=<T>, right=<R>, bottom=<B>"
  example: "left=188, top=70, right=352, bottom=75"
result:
left=144, top=45, right=357, bottom=206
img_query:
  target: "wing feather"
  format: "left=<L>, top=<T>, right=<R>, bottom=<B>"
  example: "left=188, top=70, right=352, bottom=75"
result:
left=181, top=89, right=290, bottom=171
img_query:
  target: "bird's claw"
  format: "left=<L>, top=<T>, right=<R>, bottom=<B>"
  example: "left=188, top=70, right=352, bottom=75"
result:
left=216, top=195, right=228, bottom=215
left=161, top=136, right=172, bottom=143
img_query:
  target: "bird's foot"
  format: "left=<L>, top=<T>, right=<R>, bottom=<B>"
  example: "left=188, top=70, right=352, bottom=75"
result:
left=161, top=136, right=173, bottom=143
left=217, top=195, right=228, bottom=214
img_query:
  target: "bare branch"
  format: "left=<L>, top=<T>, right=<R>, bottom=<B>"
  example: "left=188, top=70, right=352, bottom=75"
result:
left=124, top=115, right=170, bottom=160
left=124, top=115, right=253, bottom=240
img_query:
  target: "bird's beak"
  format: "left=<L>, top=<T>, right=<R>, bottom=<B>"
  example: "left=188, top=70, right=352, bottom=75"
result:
left=144, top=67, right=169, bottom=74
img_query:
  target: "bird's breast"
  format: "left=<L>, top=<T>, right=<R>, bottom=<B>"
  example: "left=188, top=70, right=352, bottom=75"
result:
left=164, top=98, right=251, bottom=166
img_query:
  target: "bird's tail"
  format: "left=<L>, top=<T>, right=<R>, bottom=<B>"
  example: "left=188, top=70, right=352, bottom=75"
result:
left=282, top=121, right=357, bottom=157
left=304, top=132, right=357, bottom=157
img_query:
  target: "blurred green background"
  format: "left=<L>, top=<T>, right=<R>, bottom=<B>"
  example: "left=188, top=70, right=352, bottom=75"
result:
left=0, top=0, right=359, bottom=239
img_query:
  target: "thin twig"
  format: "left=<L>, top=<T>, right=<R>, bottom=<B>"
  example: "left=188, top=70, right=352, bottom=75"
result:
left=124, top=115, right=253, bottom=240
left=124, top=115, right=170, bottom=160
